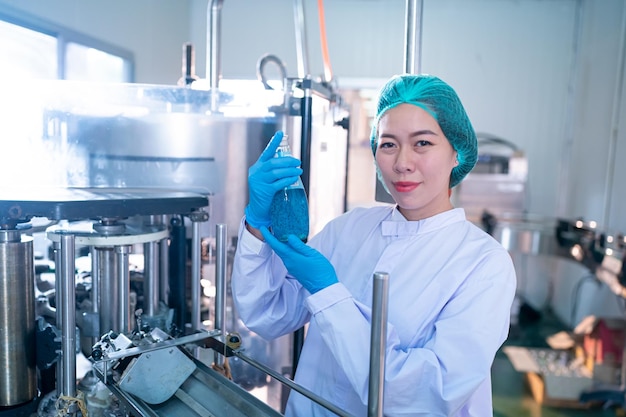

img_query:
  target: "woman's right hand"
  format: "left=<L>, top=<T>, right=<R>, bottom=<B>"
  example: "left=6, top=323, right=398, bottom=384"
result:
left=244, top=131, right=303, bottom=228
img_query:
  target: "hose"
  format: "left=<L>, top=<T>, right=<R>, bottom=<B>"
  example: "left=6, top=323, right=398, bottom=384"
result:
left=317, top=0, right=333, bottom=83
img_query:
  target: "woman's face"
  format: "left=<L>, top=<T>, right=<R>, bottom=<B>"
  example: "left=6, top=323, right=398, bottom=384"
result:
left=375, top=103, right=458, bottom=221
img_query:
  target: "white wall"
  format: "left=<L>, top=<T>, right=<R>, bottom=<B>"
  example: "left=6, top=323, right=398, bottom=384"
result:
left=1, top=0, right=625, bottom=231
left=0, top=0, right=192, bottom=84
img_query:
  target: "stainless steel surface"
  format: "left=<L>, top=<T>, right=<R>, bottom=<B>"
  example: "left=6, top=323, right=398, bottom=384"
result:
left=144, top=241, right=159, bottom=317
left=94, top=345, right=282, bottom=417
left=368, top=272, right=389, bottom=417
left=90, top=246, right=100, bottom=351
left=65, top=111, right=277, bottom=243
left=214, top=223, right=227, bottom=367
left=95, top=247, right=121, bottom=338
left=0, top=231, right=36, bottom=406
left=403, top=0, right=423, bottom=74
left=116, top=245, right=132, bottom=333
left=293, top=0, right=310, bottom=78
left=207, top=0, right=224, bottom=112
left=192, top=217, right=202, bottom=331
left=59, top=233, right=77, bottom=401
left=118, top=347, right=197, bottom=404
left=492, top=214, right=559, bottom=256
left=160, top=227, right=170, bottom=305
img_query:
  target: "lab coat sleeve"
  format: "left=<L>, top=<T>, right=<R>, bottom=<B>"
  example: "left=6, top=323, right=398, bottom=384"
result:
left=231, top=218, right=312, bottom=340
left=306, top=247, right=517, bottom=416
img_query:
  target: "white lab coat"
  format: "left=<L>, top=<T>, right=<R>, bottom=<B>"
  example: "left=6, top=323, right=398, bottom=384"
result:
left=232, top=206, right=516, bottom=416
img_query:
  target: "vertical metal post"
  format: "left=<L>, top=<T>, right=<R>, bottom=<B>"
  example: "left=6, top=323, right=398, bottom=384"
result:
left=169, top=217, right=187, bottom=332
left=159, top=214, right=170, bottom=305
left=95, top=247, right=119, bottom=335
left=59, top=234, right=77, bottom=409
left=116, top=245, right=131, bottom=334
left=368, top=272, right=389, bottom=417
left=207, top=0, right=224, bottom=112
left=299, top=77, right=313, bottom=194
left=214, top=224, right=227, bottom=366
left=159, top=237, right=169, bottom=304
left=404, top=0, right=423, bottom=74
left=0, top=230, right=36, bottom=406
left=90, top=247, right=100, bottom=349
left=144, top=241, right=159, bottom=317
left=191, top=219, right=202, bottom=331
left=293, top=0, right=310, bottom=78
left=90, top=247, right=99, bottom=317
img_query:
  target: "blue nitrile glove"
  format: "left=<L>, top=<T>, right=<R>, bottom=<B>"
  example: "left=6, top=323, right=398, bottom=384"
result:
left=260, top=226, right=338, bottom=294
left=244, top=131, right=303, bottom=228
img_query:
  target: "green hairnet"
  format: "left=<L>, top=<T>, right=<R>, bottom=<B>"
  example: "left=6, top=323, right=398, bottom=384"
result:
left=370, top=74, right=477, bottom=188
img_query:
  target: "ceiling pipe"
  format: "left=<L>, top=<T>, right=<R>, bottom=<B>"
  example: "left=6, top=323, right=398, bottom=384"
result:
left=207, top=0, right=224, bottom=112
left=403, top=0, right=423, bottom=74
left=293, top=0, right=310, bottom=78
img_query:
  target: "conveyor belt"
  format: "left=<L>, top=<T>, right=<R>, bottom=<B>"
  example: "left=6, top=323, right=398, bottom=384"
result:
left=94, top=351, right=283, bottom=417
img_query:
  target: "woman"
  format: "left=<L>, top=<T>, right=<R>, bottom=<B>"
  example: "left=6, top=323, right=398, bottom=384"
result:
left=232, top=74, right=516, bottom=416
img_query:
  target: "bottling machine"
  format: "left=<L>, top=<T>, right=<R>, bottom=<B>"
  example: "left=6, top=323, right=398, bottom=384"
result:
left=0, top=74, right=355, bottom=417
left=0, top=0, right=429, bottom=413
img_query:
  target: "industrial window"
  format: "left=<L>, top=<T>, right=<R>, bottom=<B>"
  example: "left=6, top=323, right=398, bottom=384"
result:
left=0, top=7, right=134, bottom=82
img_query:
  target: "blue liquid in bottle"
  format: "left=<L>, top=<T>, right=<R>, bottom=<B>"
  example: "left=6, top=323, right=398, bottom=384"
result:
left=269, top=135, right=309, bottom=242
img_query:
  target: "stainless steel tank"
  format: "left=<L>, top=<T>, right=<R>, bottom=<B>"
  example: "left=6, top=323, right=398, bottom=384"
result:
left=0, top=230, right=36, bottom=406
left=40, top=82, right=279, bottom=239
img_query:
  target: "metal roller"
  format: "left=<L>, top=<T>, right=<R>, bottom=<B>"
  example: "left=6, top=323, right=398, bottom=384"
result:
left=0, top=230, right=36, bottom=406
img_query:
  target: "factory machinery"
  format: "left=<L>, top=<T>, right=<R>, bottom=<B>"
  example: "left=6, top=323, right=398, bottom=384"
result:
left=0, top=58, right=392, bottom=417
left=0, top=9, right=399, bottom=417
left=0, top=0, right=433, bottom=414
left=0, top=50, right=376, bottom=417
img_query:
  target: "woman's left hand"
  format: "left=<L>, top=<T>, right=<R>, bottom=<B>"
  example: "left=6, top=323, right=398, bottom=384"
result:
left=260, top=227, right=338, bottom=294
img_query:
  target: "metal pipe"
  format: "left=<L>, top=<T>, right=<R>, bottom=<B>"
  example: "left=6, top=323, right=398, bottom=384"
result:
left=159, top=237, right=169, bottom=304
left=0, top=230, right=36, bottom=406
left=207, top=0, right=224, bottom=112
left=116, top=245, right=132, bottom=333
left=602, top=1, right=626, bottom=228
left=368, top=272, right=389, bottom=417
left=90, top=246, right=100, bottom=350
left=233, top=350, right=355, bottom=417
left=59, top=233, right=77, bottom=404
left=53, top=241, right=64, bottom=397
left=293, top=0, right=310, bottom=78
left=90, top=247, right=99, bottom=316
left=214, top=224, right=227, bottom=366
left=144, top=241, right=159, bottom=317
left=555, top=0, right=584, bottom=217
left=95, top=247, right=119, bottom=335
left=403, top=0, right=423, bottom=74
left=191, top=219, right=202, bottom=330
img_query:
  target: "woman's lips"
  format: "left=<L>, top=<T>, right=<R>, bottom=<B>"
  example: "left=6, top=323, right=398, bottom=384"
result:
left=393, top=181, right=419, bottom=192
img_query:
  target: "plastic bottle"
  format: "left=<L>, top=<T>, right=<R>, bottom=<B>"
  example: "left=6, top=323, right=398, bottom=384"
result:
left=269, top=135, right=309, bottom=242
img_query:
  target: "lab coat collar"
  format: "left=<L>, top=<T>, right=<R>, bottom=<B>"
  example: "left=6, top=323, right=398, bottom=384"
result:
left=381, top=207, right=466, bottom=237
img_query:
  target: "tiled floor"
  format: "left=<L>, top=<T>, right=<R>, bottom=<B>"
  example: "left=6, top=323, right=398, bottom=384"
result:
left=492, top=305, right=623, bottom=416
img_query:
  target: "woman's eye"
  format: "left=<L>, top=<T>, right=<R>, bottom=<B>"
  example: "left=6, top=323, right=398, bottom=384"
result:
left=415, top=140, right=432, bottom=147
left=379, top=142, right=395, bottom=149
